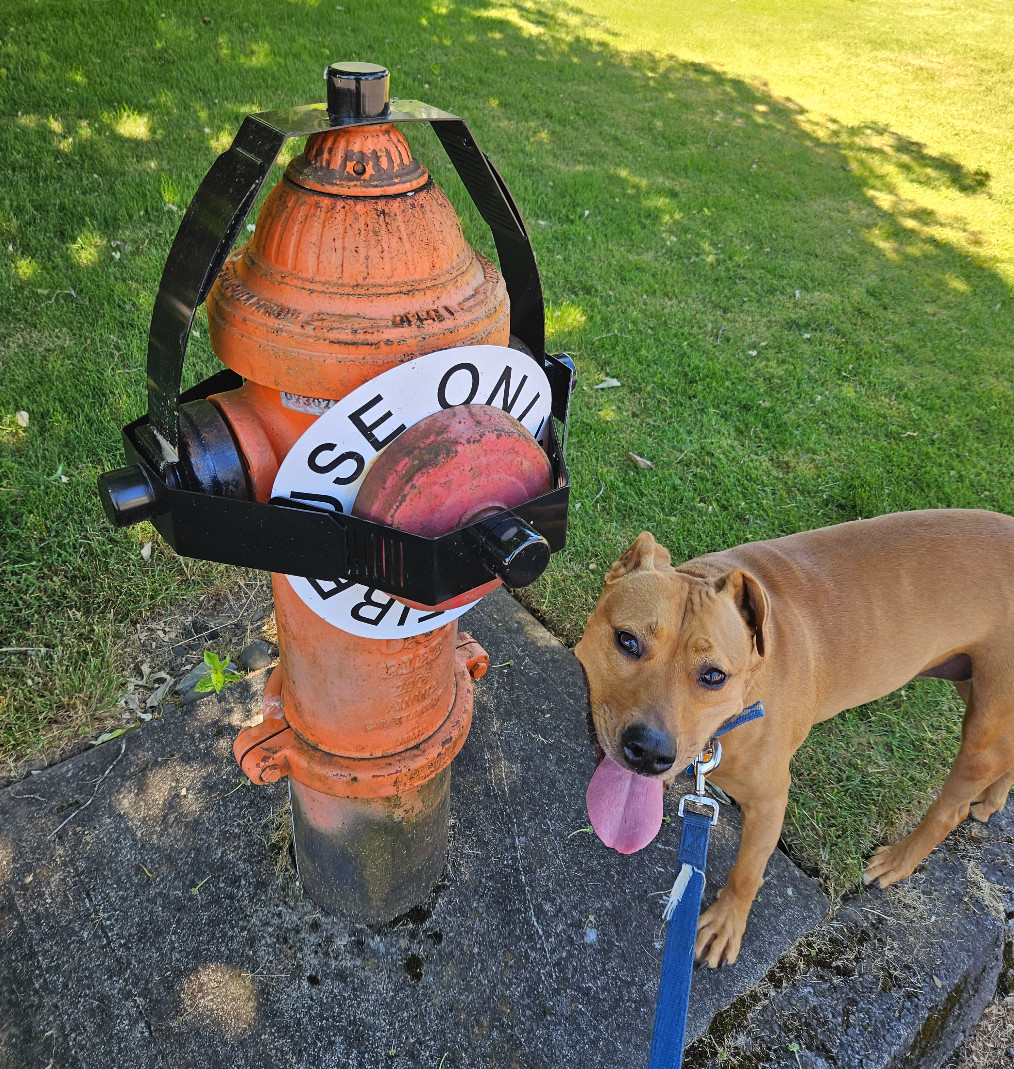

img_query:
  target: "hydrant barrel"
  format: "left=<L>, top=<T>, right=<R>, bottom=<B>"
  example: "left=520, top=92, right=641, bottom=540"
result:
left=289, top=771, right=450, bottom=921
left=207, top=83, right=537, bottom=921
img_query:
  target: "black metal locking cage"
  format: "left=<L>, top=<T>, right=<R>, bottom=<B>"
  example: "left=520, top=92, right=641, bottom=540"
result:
left=100, top=84, right=572, bottom=607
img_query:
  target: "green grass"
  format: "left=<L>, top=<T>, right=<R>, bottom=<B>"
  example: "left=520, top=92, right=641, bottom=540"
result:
left=1, top=0, right=1012, bottom=896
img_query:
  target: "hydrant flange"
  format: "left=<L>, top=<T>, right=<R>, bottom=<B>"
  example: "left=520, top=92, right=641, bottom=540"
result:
left=235, top=633, right=486, bottom=797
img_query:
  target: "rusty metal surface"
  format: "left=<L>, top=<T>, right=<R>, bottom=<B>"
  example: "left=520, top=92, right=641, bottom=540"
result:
left=206, top=124, right=510, bottom=399
left=273, top=574, right=458, bottom=757
left=234, top=645, right=475, bottom=798
left=286, top=123, right=429, bottom=196
left=457, top=632, right=490, bottom=681
left=352, top=403, right=554, bottom=610
left=354, top=404, right=553, bottom=537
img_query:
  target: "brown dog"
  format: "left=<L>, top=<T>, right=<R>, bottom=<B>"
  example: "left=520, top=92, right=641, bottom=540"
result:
left=575, top=509, right=1014, bottom=969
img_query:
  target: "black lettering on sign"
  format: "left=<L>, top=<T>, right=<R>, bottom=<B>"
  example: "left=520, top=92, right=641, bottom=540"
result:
left=308, top=577, right=357, bottom=601
left=307, top=444, right=366, bottom=485
left=437, top=363, right=480, bottom=408
left=351, top=588, right=395, bottom=625
left=348, top=394, right=406, bottom=451
left=418, top=609, right=445, bottom=623
left=516, top=392, right=542, bottom=424
left=484, top=366, right=529, bottom=414
left=289, top=491, right=344, bottom=514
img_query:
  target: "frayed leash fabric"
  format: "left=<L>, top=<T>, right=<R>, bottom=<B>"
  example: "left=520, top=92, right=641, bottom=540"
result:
left=646, top=807, right=713, bottom=1068
left=661, top=863, right=705, bottom=923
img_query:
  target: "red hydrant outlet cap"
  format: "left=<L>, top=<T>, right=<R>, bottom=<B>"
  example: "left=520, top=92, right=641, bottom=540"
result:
left=352, top=404, right=553, bottom=539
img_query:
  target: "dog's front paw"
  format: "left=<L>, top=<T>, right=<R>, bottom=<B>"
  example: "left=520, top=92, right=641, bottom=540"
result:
left=695, top=889, right=749, bottom=969
left=863, top=838, right=924, bottom=889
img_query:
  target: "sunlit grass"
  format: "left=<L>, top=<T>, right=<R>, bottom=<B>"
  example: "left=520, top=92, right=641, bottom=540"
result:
left=1, top=0, right=1012, bottom=894
left=111, top=109, right=152, bottom=140
left=69, top=231, right=103, bottom=267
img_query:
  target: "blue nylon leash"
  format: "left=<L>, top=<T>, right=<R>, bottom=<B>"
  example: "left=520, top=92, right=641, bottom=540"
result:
left=646, top=801, right=714, bottom=1067
left=646, top=702, right=765, bottom=1069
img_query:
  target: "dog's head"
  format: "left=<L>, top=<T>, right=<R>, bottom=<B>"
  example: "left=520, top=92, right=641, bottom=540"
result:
left=575, top=532, right=768, bottom=782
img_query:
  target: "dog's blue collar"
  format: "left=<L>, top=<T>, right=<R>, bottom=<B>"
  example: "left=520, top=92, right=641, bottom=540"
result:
left=683, top=701, right=764, bottom=776
left=715, top=700, right=765, bottom=739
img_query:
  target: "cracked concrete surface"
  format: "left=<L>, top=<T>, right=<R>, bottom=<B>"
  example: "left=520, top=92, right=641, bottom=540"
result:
left=1, top=591, right=828, bottom=1068
left=1, top=590, right=1011, bottom=1068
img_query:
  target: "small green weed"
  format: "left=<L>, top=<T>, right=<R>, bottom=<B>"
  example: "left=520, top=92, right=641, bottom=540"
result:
left=194, top=651, right=243, bottom=696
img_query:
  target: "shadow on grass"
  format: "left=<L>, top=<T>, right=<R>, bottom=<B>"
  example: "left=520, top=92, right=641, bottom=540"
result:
left=1, top=0, right=1011, bottom=886
left=822, top=119, right=991, bottom=195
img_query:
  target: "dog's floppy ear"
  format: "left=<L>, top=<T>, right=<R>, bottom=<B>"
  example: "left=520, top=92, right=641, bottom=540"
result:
left=716, top=569, right=769, bottom=656
left=606, top=532, right=673, bottom=583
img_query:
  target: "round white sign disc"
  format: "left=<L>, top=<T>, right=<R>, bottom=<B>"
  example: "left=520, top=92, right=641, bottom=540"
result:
left=271, top=344, right=553, bottom=638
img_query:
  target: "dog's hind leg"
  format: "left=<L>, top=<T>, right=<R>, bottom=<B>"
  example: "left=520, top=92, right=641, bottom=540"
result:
left=955, top=681, right=1014, bottom=822
left=865, top=667, right=1014, bottom=888
left=969, top=768, right=1014, bottom=822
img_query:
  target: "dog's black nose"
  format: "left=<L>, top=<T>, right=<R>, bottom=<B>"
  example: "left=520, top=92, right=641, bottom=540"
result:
left=620, top=724, right=676, bottom=775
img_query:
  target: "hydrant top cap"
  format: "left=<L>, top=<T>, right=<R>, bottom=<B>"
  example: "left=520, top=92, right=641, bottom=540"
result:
left=286, top=123, right=429, bottom=197
left=326, top=62, right=390, bottom=121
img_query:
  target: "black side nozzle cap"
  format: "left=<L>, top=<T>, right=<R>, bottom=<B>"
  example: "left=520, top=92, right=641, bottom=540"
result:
left=98, top=464, right=159, bottom=528
left=325, top=62, right=390, bottom=120
left=469, top=513, right=551, bottom=588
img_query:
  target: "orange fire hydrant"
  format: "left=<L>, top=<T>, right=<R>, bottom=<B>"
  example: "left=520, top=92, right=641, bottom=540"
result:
left=98, top=63, right=572, bottom=922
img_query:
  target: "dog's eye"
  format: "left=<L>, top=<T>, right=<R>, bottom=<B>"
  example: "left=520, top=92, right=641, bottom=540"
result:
left=615, top=630, right=641, bottom=657
left=699, top=667, right=727, bottom=688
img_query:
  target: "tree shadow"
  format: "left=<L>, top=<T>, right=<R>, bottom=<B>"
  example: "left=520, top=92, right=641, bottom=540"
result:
left=819, top=118, right=991, bottom=195
left=1, top=0, right=1011, bottom=776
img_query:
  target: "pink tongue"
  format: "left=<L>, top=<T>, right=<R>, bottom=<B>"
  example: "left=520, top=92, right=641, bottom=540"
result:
left=586, top=753, right=664, bottom=854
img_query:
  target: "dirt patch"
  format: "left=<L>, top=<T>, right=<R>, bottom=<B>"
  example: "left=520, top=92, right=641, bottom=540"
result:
left=946, top=994, right=1014, bottom=1068
left=180, top=962, right=258, bottom=1038
left=1, top=571, right=275, bottom=790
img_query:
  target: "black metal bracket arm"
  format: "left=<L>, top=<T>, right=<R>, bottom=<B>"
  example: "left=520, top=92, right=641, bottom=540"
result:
left=144, top=95, right=550, bottom=467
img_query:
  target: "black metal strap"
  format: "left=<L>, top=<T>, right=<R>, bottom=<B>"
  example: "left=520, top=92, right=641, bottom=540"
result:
left=147, top=117, right=285, bottom=463
left=432, top=120, right=545, bottom=362
left=144, top=100, right=545, bottom=467
left=121, top=405, right=568, bottom=605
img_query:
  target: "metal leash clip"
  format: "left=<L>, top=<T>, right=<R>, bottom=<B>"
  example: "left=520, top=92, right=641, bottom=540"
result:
left=677, top=740, right=723, bottom=826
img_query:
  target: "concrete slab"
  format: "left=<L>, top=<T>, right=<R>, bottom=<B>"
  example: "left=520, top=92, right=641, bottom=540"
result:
left=684, top=778, right=1014, bottom=1069
left=0, top=590, right=828, bottom=1069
